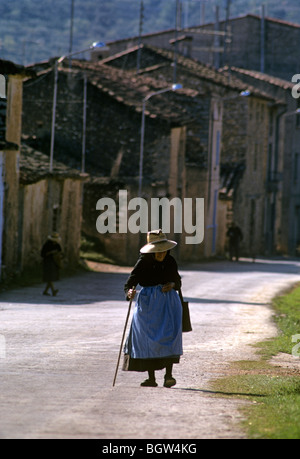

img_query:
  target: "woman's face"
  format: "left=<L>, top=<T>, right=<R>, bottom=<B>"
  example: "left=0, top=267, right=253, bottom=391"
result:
left=154, top=251, right=167, bottom=262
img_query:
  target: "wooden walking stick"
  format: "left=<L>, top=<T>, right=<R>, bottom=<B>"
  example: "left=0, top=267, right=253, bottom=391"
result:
left=112, top=287, right=136, bottom=387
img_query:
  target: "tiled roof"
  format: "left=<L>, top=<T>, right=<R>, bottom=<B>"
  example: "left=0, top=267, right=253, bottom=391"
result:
left=27, top=59, right=199, bottom=126
left=0, top=59, right=35, bottom=77
left=105, top=14, right=300, bottom=47
left=224, top=66, right=294, bottom=90
left=20, top=144, right=87, bottom=184
left=242, top=13, right=300, bottom=30
left=100, top=44, right=274, bottom=101
left=62, top=60, right=200, bottom=125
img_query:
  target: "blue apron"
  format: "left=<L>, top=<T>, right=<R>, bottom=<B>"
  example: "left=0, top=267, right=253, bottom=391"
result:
left=124, top=285, right=183, bottom=359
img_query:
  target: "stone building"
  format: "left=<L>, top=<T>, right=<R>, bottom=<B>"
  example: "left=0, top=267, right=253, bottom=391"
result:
left=105, top=13, right=300, bottom=81
left=23, top=45, right=280, bottom=263
left=0, top=58, right=86, bottom=282
left=101, top=45, right=277, bottom=259
left=0, top=60, right=33, bottom=280
left=19, top=145, right=86, bottom=272
left=226, top=67, right=300, bottom=256
left=22, top=61, right=206, bottom=264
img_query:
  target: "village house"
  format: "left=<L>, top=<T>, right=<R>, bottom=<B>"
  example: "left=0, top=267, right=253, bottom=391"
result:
left=0, top=58, right=87, bottom=283
left=22, top=61, right=206, bottom=264
left=100, top=44, right=278, bottom=259
left=225, top=67, right=300, bottom=256
left=19, top=144, right=87, bottom=272
left=0, top=60, right=33, bottom=280
left=104, top=13, right=300, bottom=81
left=22, top=45, right=281, bottom=263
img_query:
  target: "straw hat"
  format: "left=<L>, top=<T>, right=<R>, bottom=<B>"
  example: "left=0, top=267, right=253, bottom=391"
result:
left=48, top=232, right=61, bottom=243
left=140, top=230, right=177, bottom=253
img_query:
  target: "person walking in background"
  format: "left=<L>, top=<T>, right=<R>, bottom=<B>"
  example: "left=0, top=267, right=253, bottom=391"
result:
left=123, top=230, right=183, bottom=388
left=227, top=222, right=243, bottom=262
left=41, top=232, right=62, bottom=296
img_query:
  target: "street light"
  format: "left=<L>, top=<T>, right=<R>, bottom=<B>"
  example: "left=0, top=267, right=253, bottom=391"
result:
left=138, top=83, right=183, bottom=197
left=50, top=41, right=105, bottom=172
left=222, top=89, right=251, bottom=102
left=283, top=108, right=300, bottom=118
left=239, top=90, right=251, bottom=97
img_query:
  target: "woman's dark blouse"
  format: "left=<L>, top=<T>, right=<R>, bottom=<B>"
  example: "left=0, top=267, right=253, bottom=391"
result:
left=124, top=253, right=181, bottom=299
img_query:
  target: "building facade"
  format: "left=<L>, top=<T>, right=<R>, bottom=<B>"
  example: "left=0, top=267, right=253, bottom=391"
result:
left=105, top=14, right=300, bottom=81
left=0, top=60, right=33, bottom=280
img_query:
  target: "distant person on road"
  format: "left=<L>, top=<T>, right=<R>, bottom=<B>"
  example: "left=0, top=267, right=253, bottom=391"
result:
left=123, top=230, right=183, bottom=388
left=41, top=232, right=62, bottom=296
left=227, top=222, right=243, bottom=262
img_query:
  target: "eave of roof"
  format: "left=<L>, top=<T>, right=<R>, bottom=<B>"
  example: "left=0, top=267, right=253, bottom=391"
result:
left=0, top=59, right=35, bottom=77
left=226, top=66, right=294, bottom=90
left=98, top=44, right=275, bottom=102
left=106, top=13, right=300, bottom=47
left=20, top=145, right=88, bottom=185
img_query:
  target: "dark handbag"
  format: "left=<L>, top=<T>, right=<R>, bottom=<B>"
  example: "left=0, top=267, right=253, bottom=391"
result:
left=179, top=289, right=192, bottom=333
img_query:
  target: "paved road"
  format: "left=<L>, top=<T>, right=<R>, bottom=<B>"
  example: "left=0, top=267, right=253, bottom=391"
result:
left=0, top=257, right=299, bottom=439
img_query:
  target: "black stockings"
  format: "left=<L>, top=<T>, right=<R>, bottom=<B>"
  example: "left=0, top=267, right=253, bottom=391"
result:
left=148, top=364, right=173, bottom=381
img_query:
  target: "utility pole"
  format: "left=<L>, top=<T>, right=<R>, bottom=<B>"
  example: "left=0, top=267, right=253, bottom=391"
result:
left=137, top=0, right=144, bottom=73
left=183, top=0, right=189, bottom=29
left=200, top=0, right=205, bottom=25
left=69, top=0, right=75, bottom=54
left=261, top=4, right=265, bottom=73
left=173, top=0, right=181, bottom=85
left=223, top=0, right=231, bottom=68
left=213, top=5, right=220, bottom=69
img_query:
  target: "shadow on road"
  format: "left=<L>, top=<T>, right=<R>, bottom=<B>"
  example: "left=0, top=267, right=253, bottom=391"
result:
left=184, top=297, right=266, bottom=306
left=0, top=271, right=130, bottom=305
left=181, top=257, right=300, bottom=275
left=1, top=257, right=299, bottom=307
left=174, top=387, right=266, bottom=398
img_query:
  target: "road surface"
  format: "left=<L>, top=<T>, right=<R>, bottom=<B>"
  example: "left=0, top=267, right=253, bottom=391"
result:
left=0, top=257, right=299, bottom=439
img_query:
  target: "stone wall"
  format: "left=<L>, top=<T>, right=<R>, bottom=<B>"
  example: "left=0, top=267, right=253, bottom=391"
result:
left=232, top=97, right=270, bottom=257
left=19, top=176, right=84, bottom=271
left=1, top=75, right=23, bottom=278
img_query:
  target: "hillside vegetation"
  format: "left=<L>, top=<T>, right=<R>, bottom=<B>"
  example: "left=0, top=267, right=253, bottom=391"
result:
left=0, top=0, right=300, bottom=65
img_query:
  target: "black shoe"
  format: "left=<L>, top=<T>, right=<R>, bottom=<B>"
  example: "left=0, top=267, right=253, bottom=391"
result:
left=140, top=378, right=158, bottom=387
left=164, top=376, right=176, bottom=388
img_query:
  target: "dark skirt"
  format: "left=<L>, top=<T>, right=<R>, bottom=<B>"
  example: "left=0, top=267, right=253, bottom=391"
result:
left=43, top=257, right=60, bottom=282
left=123, top=354, right=180, bottom=372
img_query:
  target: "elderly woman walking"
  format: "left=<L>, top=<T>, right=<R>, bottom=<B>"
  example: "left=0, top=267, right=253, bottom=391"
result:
left=123, top=230, right=183, bottom=388
left=41, top=232, right=62, bottom=296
